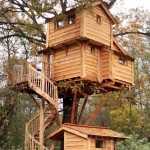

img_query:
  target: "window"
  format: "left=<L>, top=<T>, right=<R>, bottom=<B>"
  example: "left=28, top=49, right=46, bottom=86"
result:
left=91, top=46, right=95, bottom=54
left=118, top=57, right=126, bottom=65
left=56, top=20, right=64, bottom=28
left=96, top=15, right=101, bottom=24
left=95, top=140, right=105, bottom=148
left=68, top=15, right=75, bottom=25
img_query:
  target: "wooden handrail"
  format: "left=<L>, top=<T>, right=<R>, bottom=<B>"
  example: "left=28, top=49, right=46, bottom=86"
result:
left=28, top=63, right=58, bottom=107
left=12, top=62, right=60, bottom=150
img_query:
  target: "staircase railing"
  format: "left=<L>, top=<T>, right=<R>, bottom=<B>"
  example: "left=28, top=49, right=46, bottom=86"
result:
left=12, top=62, right=60, bottom=150
left=28, top=63, right=58, bottom=107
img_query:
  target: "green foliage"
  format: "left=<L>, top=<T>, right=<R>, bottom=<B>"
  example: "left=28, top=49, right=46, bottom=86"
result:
left=117, top=134, right=150, bottom=150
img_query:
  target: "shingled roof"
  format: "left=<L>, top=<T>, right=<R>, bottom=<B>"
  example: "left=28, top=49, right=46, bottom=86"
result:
left=46, top=123, right=127, bottom=140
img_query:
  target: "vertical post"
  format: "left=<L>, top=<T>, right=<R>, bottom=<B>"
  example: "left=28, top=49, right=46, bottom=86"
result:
left=50, top=139, right=55, bottom=150
left=39, top=100, right=44, bottom=147
left=78, top=96, right=88, bottom=124
left=71, top=90, right=78, bottom=124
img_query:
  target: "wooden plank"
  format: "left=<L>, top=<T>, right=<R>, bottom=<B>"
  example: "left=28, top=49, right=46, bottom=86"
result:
left=78, top=96, right=88, bottom=123
left=39, top=100, right=44, bottom=146
left=46, top=23, right=49, bottom=47
left=54, top=61, right=81, bottom=70
left=54, top=65, right=81, bottom=74
left=85, top=98, right=107, bottom=126
left=55, top=72, right=81, bottom=81
left=98, top=48, right=102, bottom=82
left=71, top=90, right=78, bottom=124
left=80, top=10, right=86, bottom=37
left=54, top=68, right=81, bottom=77
left=81, top=43, right=86, bottom=78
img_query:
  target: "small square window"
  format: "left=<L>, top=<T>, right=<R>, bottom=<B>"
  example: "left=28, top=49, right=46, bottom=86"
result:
left=95, top=140, right=104, bottom=148
left=91, top=46, right=95, bottom=54
left=118, top=57, right=126, bottom=65
left=96, top=15, right=101, bottom=24
left=56, top=20, right=64, bottom=28
left=68, top=15, right=75, bottom=25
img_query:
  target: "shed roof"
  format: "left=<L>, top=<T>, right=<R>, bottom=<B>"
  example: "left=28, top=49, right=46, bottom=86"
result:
left=46, top=123, right=127, bottom=140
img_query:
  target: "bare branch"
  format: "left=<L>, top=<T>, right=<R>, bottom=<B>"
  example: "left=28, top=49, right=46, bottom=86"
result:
left=104, top=0, right=117, bottom=9
left=114, top=31, right=150, bottom=37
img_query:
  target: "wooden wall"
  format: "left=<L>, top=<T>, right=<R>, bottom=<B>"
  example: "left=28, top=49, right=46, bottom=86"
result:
left=100, top=48, right=110, bottom=81
left=47, top=12, right=82, bottom=47
left=113, top=55, right=134, bottom=84
left=52, top=44, right=82, bottom=81
left=64, top=132, right=86, bottom=150
left=90, top=138, right=114, bottom=150
left=83, top=6, right=111, bottom=47
left=84, top=45, right=99, bottom=82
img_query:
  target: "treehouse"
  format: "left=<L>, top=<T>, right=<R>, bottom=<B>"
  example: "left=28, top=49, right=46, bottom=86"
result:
left=46, top=123, right=127, bottom=150
left=39, top=0, right=134, bottom=91
left=10, top=1, right=132, bottom=149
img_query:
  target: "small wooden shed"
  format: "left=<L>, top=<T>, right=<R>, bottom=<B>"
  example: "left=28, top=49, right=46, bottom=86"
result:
left=46, top=124, right=127, bottom=150
left=39, top=0, right=134, bottom=90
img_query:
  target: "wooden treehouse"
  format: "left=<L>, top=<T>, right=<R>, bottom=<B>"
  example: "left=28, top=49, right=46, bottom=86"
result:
left=10, top=0, right=134, bottom=150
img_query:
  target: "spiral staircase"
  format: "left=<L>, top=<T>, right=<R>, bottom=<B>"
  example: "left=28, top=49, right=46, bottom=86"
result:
left=12, top=63, right=61, bottom=150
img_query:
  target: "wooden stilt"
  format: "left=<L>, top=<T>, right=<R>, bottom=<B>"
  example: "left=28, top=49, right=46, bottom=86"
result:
left=78, top=95, right=88, bottom=124
left=39, top=100, right=44, bottom=147
left=85, top=98, right=107, bottom=126
left=71, top=90, right=78, bottom=124
left=56, top=114, right=62, bottom=126
left=50, top=139, right=55, bottom=150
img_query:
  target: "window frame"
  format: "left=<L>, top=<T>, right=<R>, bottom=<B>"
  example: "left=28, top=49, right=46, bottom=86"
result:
left=56, top=20, right=64, bottom=29
left=96, top=15, right=101, bottom=24
left=95, top=139, right=105, bottom=148
left=67, top=14, right=75, bottom=25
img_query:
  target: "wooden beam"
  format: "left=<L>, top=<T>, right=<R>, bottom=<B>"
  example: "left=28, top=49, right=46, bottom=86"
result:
left=56, top=114, right=62, bottom=126
left=71, top=90, right=78, bottom=124
left=39, top=100, right=44, bottom=146
left=85, top=98, right=107, bottom=126
left=50, top=139, right=55, bottom=150
left=78, top=95, right=88, bottom=124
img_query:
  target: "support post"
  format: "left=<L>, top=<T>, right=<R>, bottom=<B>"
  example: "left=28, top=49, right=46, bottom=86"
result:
left=85, top=98, right=107, bottom=126
left=71, top=90, right=78, bottom=124
left=39, top=100, right=44, bottom=147
left=78, top=95, right=88, bottom=124
left=50, top=139, right=55, bottom=150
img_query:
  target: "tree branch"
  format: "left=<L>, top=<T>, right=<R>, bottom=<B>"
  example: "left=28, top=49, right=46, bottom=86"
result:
left=114, top=31, right=150, bottom=37
left=104, top=0, right=117, bottom=9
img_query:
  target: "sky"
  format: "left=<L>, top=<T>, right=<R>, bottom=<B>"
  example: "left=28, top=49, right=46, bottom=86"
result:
left=124, top=0, right=150, bottom=10
left=111, top=0, right=150, bottom=13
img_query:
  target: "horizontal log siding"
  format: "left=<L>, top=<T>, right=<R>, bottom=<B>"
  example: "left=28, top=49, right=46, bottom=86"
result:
left=85, top=45, right=98, bottom=82
left=114, top=55, right=133, bottom=84
left=48, top=12, right=82, bottom=46
left=84, top=6, right=111, bottom=46
left=53, top=44, right=81, bottom=81
left=65, top=132, right=85, bottom=150
left=101, top=50, right=110, bottom=80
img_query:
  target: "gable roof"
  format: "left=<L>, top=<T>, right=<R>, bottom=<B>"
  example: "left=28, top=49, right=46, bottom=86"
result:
left=46, top=123, right=127, bottom=140
left=46, top=0, right=118, bottom=24
left=113, top=38, right=128, bottom=55
left=92, top=0, right=118, bottom=24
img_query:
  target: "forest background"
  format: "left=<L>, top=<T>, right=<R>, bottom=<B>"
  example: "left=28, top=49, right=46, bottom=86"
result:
left=0, top=0, right=149, bottom=149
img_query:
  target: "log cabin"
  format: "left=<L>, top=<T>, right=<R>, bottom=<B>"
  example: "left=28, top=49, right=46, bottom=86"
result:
left=39, top=0, right=134, bottom=91
left=46, top=123, right=127, bottom=150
